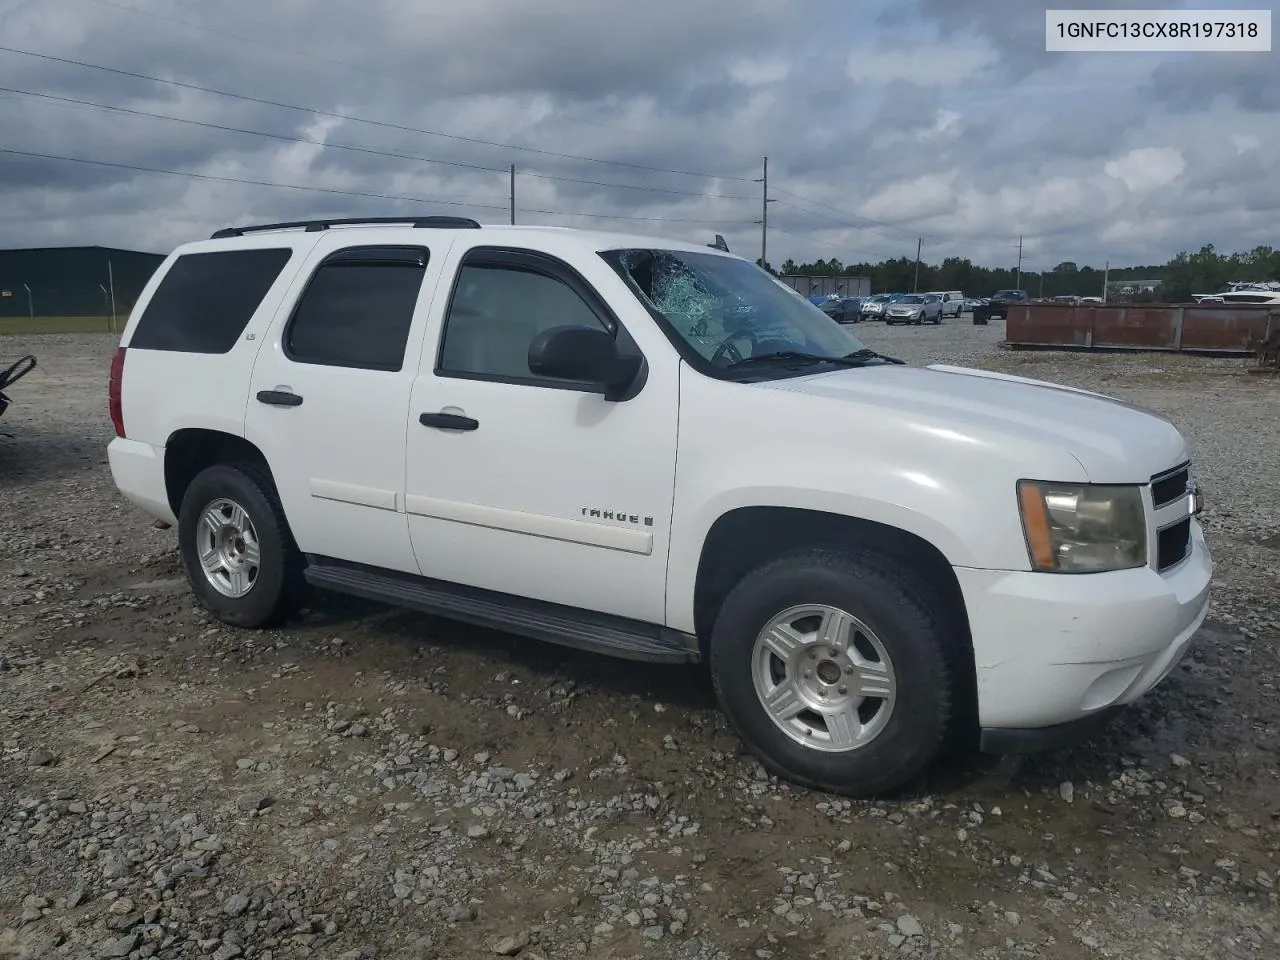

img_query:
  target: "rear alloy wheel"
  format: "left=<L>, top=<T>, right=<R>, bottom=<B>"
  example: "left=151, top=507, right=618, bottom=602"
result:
left=178, top=462, right=307, bottom=628
left=709, top=548, right=961, bottom=796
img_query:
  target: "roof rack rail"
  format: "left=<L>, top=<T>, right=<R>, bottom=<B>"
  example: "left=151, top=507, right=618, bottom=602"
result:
left=210, top=216, right=482, bottom=239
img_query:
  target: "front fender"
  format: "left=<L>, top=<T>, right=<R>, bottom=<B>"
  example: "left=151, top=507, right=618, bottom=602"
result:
left=665, top=480, right=984, bottom=633
left=664, top=364, right=1090, bottom=633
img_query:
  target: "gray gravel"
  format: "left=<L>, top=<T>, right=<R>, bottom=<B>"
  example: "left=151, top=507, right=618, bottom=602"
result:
left=1, top=327, right=1277, bottom=959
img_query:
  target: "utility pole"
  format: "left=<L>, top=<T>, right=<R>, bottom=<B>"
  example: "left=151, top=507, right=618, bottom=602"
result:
left=912, top=238, right=922, bottom=293
left=22, top=282, right=32, bottom=318
left=1015, top=235, right=1023, bottom=291
left=1039, top=272, right=1045, bottom=299
left=1102, top=260, right=1110, bottom=303
left=107, top=260, right=117, bottom=328
left=759, top=156, right=768, bottom=270
left=509, top=164, right=516, bottom=225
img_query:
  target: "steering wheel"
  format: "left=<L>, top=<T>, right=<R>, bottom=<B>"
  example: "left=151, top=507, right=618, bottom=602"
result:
left=710, top=336, right=745, bottom=366
left=711, top=330, right=765, bottom=367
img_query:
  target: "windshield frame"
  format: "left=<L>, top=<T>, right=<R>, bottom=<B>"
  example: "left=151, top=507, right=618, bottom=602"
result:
left=598, top=247, right=883, bottom=382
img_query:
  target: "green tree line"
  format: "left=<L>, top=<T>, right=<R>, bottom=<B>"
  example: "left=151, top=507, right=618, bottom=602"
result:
left=758, top=243, right=1280, bottom=302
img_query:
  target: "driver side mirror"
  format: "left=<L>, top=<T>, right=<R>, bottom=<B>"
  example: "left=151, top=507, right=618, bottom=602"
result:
left=528, top=325, right=642, bottom=401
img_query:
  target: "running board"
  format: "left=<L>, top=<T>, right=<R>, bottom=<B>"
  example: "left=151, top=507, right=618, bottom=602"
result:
left=303, top=557, right=700, bottom=664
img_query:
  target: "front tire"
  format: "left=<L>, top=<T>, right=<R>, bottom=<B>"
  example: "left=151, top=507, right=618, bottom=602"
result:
left=178, top=462, right=307, bottom=628
left=709, top=548, right=960, bottom=796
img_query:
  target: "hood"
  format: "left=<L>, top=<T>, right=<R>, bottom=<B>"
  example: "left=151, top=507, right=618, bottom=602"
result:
left=756, top=362, right=1188, bottom=482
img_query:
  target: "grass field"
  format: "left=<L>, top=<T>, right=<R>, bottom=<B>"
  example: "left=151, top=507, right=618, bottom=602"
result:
left=0, top=316, right=122, bottom=335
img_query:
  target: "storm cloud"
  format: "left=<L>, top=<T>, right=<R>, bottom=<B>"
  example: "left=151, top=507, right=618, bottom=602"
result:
left=0, top=0, right=1275, bottom=270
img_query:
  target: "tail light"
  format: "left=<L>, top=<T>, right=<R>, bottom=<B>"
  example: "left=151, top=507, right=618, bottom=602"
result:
left=109, top=347, right=126, bottom=437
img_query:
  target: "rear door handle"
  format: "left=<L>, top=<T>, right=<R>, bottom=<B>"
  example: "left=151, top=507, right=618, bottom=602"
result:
left=257, top=390, right=303, bottom=407
left=419, top=412, right=478, bottom=431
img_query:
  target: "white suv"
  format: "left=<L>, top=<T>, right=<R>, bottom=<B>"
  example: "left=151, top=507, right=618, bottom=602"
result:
left=107, top=216, right=1212, bottom=796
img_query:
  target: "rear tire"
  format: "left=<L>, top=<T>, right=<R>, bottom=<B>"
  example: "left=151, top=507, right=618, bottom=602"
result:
left=709, top=548, right=961, bottom=797
left=178, top=462, right=307, bottom=628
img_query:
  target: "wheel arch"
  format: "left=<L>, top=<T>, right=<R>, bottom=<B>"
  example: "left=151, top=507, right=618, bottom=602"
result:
left=691, top=505, right=975, bottom=673
left=164, top=428, right=275, bottom=518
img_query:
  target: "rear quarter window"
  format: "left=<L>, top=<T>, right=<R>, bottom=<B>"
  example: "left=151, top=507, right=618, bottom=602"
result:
left=129, top=248, right=293, bottom=353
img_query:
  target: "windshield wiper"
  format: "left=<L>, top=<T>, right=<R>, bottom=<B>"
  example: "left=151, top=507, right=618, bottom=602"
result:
left=842, top=348, right=904, bottom=365
left=726, top=348, right=904, bottom=371
left=726, top=350, right=832, bottom=369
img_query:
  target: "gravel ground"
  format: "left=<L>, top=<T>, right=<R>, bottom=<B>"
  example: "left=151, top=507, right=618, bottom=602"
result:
left=1, top=323, right=1277, bottom=960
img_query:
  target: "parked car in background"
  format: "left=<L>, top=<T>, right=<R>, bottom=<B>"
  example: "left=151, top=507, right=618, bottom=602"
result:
left=860, top=293, right=908, bottom=320
left=973, top=289, right=1030, bottom=324
left=885, top=294, right=943, bottom=325
left=929, top=291, right=966, bottom=318
left=820, top=297, right=866, bottom=323
left=860, top=294, right=891, bottom=320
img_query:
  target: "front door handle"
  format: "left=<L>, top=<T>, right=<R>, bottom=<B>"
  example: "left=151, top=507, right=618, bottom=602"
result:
left=257, top=390, right=303, bottom=407
left=419, top=412, right=478, bottom=431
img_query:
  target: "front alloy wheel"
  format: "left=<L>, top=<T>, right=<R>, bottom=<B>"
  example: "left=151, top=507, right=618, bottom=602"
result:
left=708, top=548, right=962, bottom=796
left=752, top=604, right=896, bottom=751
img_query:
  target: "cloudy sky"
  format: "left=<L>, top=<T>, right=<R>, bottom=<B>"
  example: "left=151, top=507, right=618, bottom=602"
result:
left=0, top=0, right=1275, bottom=271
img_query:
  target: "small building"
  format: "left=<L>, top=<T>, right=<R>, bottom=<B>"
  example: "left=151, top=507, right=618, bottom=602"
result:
left=0, top=245, right=164, bottom=319
left=778, top=274, right=871, bottom=299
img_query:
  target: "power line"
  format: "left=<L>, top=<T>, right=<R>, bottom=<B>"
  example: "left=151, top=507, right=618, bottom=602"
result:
left=0, top=87, right=757, bottom=201
left=769, top=197, right=925, bottom=247
left=769, top=226, right=902, bottom=264
left=0, top=44, right=754, bottom=182
left=0, top=147, right=756, bottom=225
left=79, top=0, right=703, bottom=149
left=0, top=147, right=508, bottom=209
left=769, top=187, right=929, bottom=243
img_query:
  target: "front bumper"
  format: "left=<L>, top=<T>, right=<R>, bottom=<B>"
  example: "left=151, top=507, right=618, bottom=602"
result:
left=957, top=521, right=1212, bottom=738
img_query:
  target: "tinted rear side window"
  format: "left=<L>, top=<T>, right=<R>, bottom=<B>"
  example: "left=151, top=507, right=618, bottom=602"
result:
left=285, top=246, right=428, bottom=372
left=130, top=248, right=293, bottom=353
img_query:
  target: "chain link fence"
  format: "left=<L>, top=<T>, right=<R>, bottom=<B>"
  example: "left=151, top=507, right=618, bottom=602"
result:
left=0, top=285, right=136, bottom=334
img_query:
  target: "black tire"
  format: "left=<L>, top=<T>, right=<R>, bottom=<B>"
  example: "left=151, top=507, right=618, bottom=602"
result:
left=708, top=548, right=962, bottom=797
left=178, top=461, right=307, bottom=628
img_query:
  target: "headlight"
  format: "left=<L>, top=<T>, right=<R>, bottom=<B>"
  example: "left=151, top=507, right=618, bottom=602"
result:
left=1017, top=481, right=1147, bottom=572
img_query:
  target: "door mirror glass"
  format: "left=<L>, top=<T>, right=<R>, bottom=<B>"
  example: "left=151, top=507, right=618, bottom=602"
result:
left=528, top=325, right=640, bottom=399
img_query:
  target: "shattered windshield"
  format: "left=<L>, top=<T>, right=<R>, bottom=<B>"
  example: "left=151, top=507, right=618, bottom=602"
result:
left=600, top=248, right=872, bottom=376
